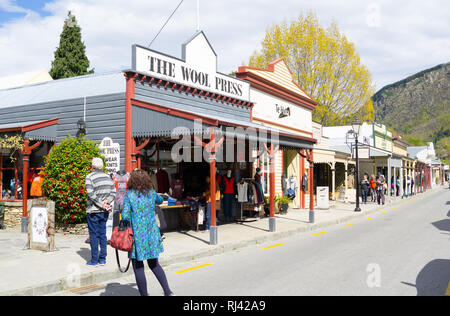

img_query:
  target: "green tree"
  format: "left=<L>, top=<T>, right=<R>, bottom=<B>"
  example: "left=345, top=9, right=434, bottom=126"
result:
left=41, top=136, right=105, bottom=224
left=49, top=11, right=94, bottom=79
left=249, top=12, right=375, bottom=126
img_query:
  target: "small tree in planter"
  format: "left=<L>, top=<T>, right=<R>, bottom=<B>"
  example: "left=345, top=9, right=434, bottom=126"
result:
left=41, top=136, right=105, bottom=225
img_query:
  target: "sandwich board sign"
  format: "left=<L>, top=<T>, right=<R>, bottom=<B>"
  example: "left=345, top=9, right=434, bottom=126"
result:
left=316, top=187, right=329, bottom=209
left=27, top=199, right=55, bottom=252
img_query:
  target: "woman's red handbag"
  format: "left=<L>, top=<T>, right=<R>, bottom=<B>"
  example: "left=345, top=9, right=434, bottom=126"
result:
left=110, top=220, right=133, bottom=273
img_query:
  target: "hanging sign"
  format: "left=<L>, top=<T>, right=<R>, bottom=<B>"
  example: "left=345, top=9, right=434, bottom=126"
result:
left=99, top=137, right=121, bottom=173
left=132, top=33, right=250, bottom=102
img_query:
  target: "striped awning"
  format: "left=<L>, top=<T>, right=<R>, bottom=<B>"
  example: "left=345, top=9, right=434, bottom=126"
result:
left=132, top=103, right=315, bottom=150
left=0, top=119, right=58, bottom=142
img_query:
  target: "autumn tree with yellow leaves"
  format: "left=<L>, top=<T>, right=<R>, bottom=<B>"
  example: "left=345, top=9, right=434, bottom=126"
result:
left=249, top=12, right=375, bottom=126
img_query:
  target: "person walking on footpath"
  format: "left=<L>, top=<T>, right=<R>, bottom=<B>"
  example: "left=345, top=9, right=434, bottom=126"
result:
left=376, top=172, right=386, bottom=205
left=360, top=174, right=370, bottom=204
left=369, top=175, right=376, bottom=202
left=85, top=158, right=116, bottom=267
left=121, top=169, right=174, bottom=296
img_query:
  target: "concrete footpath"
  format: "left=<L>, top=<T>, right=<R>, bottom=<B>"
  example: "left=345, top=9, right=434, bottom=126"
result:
left=0, top=187, right=444, bottom=296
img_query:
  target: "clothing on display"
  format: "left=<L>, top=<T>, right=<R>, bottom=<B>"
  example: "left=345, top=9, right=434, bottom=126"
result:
left=302, top=173, right=308, bottom=192
left=284, top=176, right=298, bottom=200
left=112, top=171, right=131, bottom=208
left=156, top=169, right=170, bottom=193
left=237, top=181, right=248, bottom=203
left=170, top=179, right=184, bottom=200
left=150, top=171, right=158, bottom=193
left=30, top=172, right=44, bottom=197
left=223, top=174, right=236, bottom=220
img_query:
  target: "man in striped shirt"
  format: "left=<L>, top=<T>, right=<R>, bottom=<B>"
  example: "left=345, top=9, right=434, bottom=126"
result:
left=85, top=158, right=116, bottom=267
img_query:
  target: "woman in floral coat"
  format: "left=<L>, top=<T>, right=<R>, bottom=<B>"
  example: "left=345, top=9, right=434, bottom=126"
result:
left=122, top=169, right=174, bottom=296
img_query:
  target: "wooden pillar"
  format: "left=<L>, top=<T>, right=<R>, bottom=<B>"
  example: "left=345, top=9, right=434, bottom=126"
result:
left=309, top=153, right=314, bottom=212
left=125, top=73, right=137, bottom=173
left=195, top=128, right=224, bottom=245
left=300, top=154, right=305, bottom=209
left=135, top=138, right=150, bottom=171
left=21, top=140, right=42, bottom=233
left=265, top=144, right=279, bottom=232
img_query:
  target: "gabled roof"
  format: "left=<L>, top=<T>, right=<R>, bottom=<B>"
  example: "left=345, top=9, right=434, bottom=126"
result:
left=237, top=59, right=316, bottom=105
left=182, top=31, right=217, bottom=58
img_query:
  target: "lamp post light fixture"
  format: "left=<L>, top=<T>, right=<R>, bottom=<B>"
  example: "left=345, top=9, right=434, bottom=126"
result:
left=76, top=118, right=86, bottom=138
left=351, top=122, right=362, bottom=212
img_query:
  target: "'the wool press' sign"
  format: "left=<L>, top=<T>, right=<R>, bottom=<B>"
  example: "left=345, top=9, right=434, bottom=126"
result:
left=131, top=33, right=250, bottom=102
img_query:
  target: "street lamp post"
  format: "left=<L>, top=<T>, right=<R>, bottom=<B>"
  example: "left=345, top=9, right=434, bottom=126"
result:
left=352, top=122, right=362, bottom=212
left=76, top=118, right=86, bottom=138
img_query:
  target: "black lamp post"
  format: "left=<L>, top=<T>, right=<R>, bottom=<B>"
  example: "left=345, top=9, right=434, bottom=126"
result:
left=76, top=118, right=86, bottom=138
left=351, top=122, right=362, bottom=212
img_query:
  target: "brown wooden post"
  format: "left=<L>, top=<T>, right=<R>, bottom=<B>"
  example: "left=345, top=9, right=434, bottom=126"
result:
left=308, top=149, right=315, bottom=223
left=135, top=138, right=150, bottom=171
left=21, top=140, right=42, bottom=232
left=194, top=128, right=224, bottom=245
left=265, top=143, right=279, bottom=232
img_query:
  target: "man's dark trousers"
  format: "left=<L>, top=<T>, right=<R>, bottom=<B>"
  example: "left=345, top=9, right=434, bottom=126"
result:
left=87, top=212, right=109, bottom=264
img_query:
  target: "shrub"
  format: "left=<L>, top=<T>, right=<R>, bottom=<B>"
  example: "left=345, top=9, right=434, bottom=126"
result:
left=41, top=136, right=105, bottom=224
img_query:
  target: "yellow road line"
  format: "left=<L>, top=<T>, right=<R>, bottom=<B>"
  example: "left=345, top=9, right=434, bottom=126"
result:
left=176, top=264, right=213, bottom=274
left=381, top=212, right=387, bottom=215
left=262, top=243, right=286, bottom=250
left=446, top=282, right=450, bottom=296
left=312, top=232, right=326, bottom=237
left=392, top=208, right=397, bottom=211
left=345, top=223, right=355, bottom=227
left=367, top=217, right=374, bottom=220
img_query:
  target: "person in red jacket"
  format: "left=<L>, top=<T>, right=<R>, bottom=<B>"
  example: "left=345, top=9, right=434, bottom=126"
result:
left=369, top=175, right=376, bottom=202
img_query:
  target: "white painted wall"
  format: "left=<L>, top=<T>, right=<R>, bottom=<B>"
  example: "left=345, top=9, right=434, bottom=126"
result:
left=251, top=88, right=312, bottom=134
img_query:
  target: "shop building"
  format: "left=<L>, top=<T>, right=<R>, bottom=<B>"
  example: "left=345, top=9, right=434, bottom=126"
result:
left=407, top=143, right=436, bottom=192
left=392, top=136, right=415, bottom=197
left=311, top=122, right=354, bottom=204
left=236, top=59, right=318, bottom=210
left=0, top=32, right=317, bottom=242
left=323, top=123, right=397, bottom=201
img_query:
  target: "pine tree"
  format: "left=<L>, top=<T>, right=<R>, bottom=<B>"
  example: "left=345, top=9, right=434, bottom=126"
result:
left=49, top=11, right=94, bottom=79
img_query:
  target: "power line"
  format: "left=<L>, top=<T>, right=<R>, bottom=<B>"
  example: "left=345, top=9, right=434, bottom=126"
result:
left=148, top=0, right=184, bottom=48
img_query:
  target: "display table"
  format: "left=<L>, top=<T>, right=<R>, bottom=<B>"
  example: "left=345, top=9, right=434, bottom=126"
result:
left=160, top=203, right=201, bottom=232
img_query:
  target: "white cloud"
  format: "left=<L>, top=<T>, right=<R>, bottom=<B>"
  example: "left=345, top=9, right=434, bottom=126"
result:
left=0, top=0, right=449, bottom=91
left=0, top=0, right=31, bottom=13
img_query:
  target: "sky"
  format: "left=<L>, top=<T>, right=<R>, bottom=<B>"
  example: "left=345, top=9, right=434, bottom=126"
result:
left=0, top=0, right=449, bottom=91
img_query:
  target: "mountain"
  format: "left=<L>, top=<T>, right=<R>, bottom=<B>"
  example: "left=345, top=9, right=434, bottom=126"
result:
left=372, top=62, right=450, bottom=162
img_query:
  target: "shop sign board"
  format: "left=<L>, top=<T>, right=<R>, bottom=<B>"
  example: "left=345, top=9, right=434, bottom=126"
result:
left=316, top=186, right=329, bottom=209
left=27, top=199, right=55, bottom=252
left=132, top=33, right=250, bottom=102
left=352, top=146, right=370, bottom=159
left=345, top=189, right=356, bottom=203
left=99, top=137, right=120, bottom=173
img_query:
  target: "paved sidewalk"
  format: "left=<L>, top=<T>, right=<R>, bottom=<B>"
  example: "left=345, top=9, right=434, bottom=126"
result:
left=0, top=188, right=443, bottom=296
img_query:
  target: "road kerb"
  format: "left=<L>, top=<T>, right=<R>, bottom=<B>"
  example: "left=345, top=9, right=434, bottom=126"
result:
left=1, top=187, right=443, bottom=296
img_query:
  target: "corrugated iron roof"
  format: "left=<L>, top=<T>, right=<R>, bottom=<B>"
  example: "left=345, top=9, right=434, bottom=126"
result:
left=0, top=71, right=125, bottom=110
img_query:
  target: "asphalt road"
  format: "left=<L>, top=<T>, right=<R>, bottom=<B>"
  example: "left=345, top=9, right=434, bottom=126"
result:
left=54, top=188, right=450, bottom=296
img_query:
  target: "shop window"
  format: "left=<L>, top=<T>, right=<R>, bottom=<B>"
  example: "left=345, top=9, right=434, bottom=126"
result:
left=1, top=151, right=17, bottom=201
